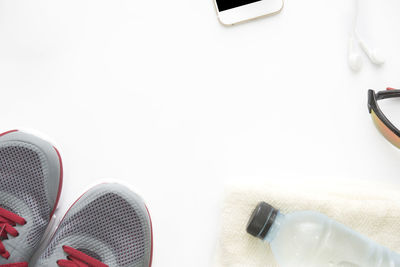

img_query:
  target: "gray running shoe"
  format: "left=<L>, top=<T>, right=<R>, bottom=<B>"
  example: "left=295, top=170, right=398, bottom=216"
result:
left=0, top=130, right=63, bottom=266
left=35, top=183, right=153, bottom=267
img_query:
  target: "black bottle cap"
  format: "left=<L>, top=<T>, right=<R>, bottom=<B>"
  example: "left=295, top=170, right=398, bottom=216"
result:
left=246, top=202, right=278, bottom=240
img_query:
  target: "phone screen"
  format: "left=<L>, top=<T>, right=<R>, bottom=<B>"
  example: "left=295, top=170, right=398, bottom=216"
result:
left=216, top=0, right=261, bottom=12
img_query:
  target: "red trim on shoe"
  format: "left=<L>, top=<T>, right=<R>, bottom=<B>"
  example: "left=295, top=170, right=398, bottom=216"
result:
left=145, top=206, right=153, bottom=267
left=50, top=146, right=63, bottom=218
left=0, top=130, right=18, bottom=138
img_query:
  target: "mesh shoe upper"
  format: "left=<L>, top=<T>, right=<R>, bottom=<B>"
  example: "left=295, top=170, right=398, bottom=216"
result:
left=0, top=130, right=62, bottom=264
left=35, top=183, right=153, bottom=267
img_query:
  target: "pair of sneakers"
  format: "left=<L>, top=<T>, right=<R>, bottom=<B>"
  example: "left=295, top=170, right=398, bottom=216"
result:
left=0, top=130, right=153, bottom=267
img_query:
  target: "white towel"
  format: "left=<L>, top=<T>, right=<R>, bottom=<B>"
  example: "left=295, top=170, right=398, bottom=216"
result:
left=214, top=179, right=400, bottom=267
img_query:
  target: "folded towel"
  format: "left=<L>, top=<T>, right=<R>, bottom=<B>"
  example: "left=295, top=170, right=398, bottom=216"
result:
left=214, top=179, right=400, bottom=267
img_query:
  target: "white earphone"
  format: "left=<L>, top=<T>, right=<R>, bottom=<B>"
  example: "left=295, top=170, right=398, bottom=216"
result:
left=348, top=0, right=384, bottom=72
left=348, top=35, right=363, bottom=72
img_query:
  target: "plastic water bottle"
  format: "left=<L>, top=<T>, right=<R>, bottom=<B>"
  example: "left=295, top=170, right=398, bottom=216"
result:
left=246, top=202, right=400, bottom=267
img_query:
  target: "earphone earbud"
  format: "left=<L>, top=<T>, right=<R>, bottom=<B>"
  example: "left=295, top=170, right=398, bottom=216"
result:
left=368, top=49, right=385, bottom=65
left=348, top=35, right=362, bottom=72
left=348, top=0, right=384, bottom=71
left=357, top=34, right=385, bottom=66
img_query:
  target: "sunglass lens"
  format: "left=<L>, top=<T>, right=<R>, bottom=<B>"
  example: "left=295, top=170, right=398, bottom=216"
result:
left=371, top=110, right=400, bottom=149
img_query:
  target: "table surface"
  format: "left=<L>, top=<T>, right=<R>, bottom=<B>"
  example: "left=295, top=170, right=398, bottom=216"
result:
left=1, top=0, right=400, bottom=266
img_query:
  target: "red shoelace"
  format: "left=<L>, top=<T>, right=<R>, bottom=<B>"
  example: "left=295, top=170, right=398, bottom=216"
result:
left=57, top=246, right=108, bottom=267
left=0, top=207, right=27, bottom=267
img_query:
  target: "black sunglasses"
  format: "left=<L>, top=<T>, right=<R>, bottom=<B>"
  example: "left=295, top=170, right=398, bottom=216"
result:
left=368, top=88, right=400, bottom=149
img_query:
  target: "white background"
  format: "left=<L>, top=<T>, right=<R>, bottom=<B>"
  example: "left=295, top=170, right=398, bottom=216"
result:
left=1, top=0, right=400, bottom=266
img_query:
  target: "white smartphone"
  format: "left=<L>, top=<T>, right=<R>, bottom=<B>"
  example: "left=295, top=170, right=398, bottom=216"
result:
left=214, top=0, right=284, bottom=26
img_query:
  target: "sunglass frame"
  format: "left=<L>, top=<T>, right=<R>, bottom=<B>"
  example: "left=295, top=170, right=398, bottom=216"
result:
left=368, top=89, right=400, bottom=139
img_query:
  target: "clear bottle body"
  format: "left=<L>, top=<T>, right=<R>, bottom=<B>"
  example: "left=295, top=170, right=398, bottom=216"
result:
left=267, top=211, right=400, bottom=267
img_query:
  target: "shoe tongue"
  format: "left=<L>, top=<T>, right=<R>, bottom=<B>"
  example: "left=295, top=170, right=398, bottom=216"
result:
left=0, top=242, right=28, bottom=263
